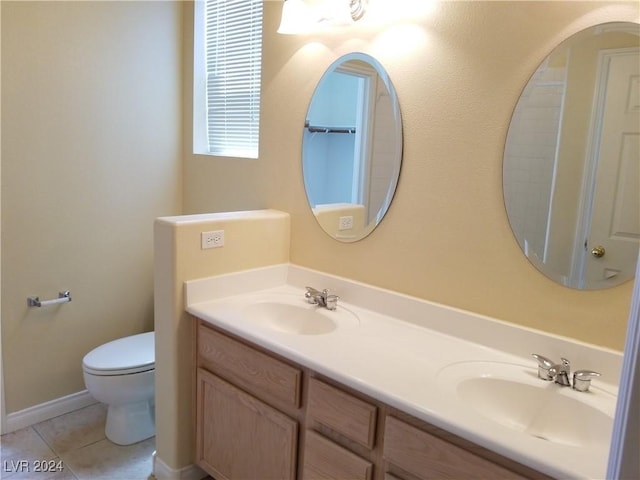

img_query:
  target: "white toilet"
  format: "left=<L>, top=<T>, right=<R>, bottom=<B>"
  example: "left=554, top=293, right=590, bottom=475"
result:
left=82, top=332, right=155, bottom=445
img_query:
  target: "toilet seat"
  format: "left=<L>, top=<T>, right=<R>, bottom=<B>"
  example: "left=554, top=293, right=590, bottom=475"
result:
left=83, top=332, right=154, bottom=376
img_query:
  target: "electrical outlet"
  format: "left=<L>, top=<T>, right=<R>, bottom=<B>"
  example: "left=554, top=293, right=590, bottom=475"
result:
left=201, top=230, right=225, bottom=249
left=338, top=216, right=354, bottom=231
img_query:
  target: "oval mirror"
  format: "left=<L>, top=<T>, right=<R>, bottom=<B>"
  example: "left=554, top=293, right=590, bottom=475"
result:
left=504, top=22, right=639, bottom=289
left=302, top=52, right=402, bottom=242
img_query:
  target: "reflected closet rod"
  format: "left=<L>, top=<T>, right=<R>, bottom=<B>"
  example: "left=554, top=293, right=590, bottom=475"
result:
left=305, top=121, right=356, bottom=134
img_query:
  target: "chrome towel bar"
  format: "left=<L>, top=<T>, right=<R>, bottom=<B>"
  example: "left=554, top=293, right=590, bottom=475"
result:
left=27, top=290, right=71, bottom=308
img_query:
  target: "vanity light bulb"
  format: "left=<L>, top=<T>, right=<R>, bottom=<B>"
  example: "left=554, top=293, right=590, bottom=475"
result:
left=278, top=0, right=315, bottom=34
left=365, top=0, right=436, bottom=25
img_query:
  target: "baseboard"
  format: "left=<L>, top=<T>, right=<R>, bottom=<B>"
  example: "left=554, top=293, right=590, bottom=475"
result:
left=152, top=452, right=207, bottom=480
left=3, top=390, right=97, bottom=434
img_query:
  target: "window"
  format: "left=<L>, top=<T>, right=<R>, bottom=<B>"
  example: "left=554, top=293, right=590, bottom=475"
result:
left=194, top=0, right=263, bottom=158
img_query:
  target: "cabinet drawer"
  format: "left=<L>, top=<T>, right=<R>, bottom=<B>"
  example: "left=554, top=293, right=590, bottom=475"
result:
left=307, top=377, right=377, bottom=449
left=303, top=430, right=373, bottom=480
left=383, top=416, right=529, bottom=479
left=197, top=322, right=302, bottom=409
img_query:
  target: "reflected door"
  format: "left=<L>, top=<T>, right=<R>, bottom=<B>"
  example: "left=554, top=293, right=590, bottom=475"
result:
left=582, top=48, right=640, bottom=287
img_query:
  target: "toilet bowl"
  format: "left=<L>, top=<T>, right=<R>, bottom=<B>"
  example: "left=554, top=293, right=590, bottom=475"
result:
left=82, top=332, right=155, bottom=445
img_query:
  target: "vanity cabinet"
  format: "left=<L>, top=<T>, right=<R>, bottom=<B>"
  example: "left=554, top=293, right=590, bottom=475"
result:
left=194, top=319, right=547, bottom=480
left=196, top=322, right=302, bottom=480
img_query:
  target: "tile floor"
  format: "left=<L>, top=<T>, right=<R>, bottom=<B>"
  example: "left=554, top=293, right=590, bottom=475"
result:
left=0, top=403, right=155, bottom=480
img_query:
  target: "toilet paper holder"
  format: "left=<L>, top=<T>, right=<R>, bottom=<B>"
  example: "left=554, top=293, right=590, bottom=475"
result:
left=27, top=290, right=72, bottom=308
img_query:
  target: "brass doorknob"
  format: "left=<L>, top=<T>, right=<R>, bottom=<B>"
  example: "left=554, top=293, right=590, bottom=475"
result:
left=591, top=245, right=606, bottom=258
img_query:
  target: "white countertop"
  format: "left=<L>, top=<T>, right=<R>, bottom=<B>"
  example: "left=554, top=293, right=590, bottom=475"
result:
left=185, top=264, right=622, bottom=479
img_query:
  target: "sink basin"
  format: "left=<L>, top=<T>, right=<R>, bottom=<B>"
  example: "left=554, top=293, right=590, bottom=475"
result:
left=202, top=292, right=360, bottom=336
left=437, top=362, right=616, bottom=448
left=242, top=301, right=358, bottom=335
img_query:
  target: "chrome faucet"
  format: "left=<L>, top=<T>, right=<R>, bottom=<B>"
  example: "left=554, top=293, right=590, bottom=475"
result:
left=549, top=357, right=572, bottom=386
left=305, top=286, right=339, bottom=311
left=532, top=354, right=600, bottom=392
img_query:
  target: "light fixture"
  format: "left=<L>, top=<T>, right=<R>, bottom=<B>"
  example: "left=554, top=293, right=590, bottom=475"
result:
left=349, top=0, right=367, bottom=21
left=278, top=0, right=368, bottom=34
left=277, top=0, right=315, bottom=34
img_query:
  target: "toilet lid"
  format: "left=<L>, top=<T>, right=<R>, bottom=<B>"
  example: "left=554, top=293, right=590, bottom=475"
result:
left=83, top=332, right=155, bottom=376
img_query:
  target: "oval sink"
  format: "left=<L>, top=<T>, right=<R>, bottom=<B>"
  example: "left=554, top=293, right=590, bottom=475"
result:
left=242, top=302, right=333, bottom=335
left=239, top=298, right=360, bottom=335
left=437, top=362, right=616, bottom=448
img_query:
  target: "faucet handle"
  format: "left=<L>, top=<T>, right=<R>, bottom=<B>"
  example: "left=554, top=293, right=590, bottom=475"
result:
left=305, top=286, right=320, bottom=304
left=325, top=294, right=339, bottom=310
left=572, top=370, right=601, bottom=392
left=531, top=354, right=555, bottom=381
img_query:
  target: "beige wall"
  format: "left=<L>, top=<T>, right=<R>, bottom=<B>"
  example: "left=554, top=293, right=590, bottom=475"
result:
left=2, top=0, right=637, bottom=441
left=153, top=210, right=290, bottom=470
left=184, top=1, right=638, bottom=352
left=1, top=1, right=183, bottom=413
left=182, top=5, right=271, bottom=215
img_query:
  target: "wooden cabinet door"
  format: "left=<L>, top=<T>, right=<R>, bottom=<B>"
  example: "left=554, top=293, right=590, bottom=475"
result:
left=196, top=368, right=298, bottom=480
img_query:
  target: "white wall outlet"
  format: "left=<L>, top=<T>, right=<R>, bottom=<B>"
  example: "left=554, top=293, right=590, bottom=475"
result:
left=201, top=230, right=225, bottom=249
left=338, top=215, right=354, bottom=231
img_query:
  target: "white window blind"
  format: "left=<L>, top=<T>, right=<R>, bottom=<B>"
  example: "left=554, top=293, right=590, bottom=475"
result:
left=202, top=0, right=263, bottom=158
